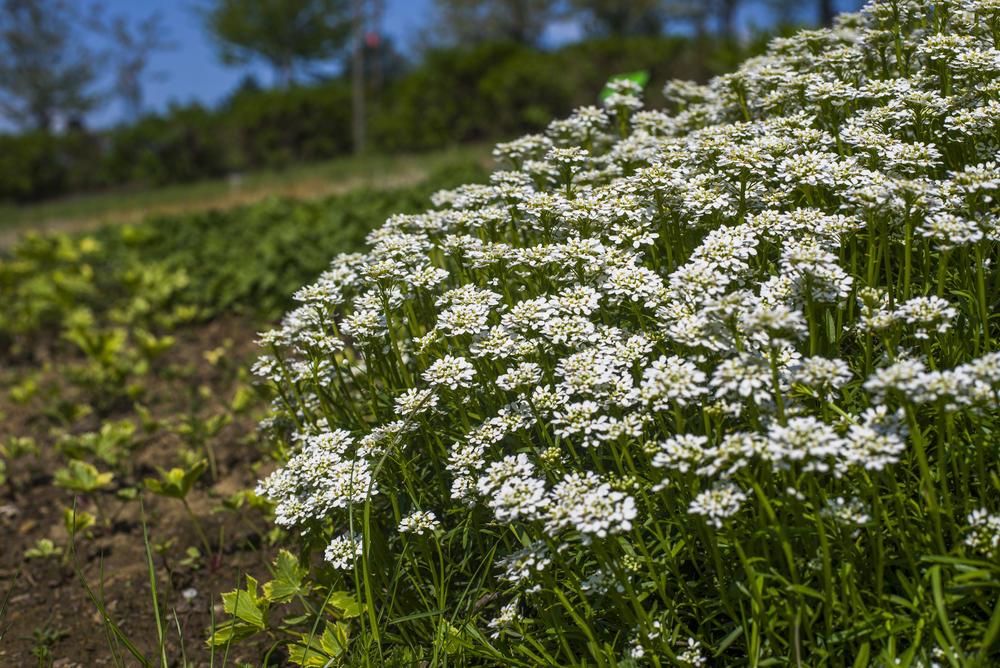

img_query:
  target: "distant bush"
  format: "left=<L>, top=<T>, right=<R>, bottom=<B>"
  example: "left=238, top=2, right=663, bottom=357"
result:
left=0, top=34, right=762, bottom=203
left=0, top=157, right=488, bottom=347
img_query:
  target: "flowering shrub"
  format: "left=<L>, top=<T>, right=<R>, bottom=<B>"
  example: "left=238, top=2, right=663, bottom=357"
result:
left=247, top=1, right=1000, bottom=664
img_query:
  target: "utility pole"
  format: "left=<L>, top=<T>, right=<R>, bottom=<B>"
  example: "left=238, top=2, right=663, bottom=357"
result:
left=371, top=0, right=383, bottom=95
left=352, top=0, right=365, bottom=155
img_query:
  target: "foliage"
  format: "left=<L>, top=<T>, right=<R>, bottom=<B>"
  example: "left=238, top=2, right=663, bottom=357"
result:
left=426, top=0, right=561, bottom=46
left=0, top=0, right=100, bottom=131
left=0, top=159, right=486, bottom=347
left=246, top=0, right=1000, bottom=664
left=569, top=0, right=668, bottom=36
left=371, top=34, right=752, bottom=152
left=200, top=0, right=352, bottom=86
left=0, top=34, right=758, bottom=203
left=208, top=551, right=364, bottom=667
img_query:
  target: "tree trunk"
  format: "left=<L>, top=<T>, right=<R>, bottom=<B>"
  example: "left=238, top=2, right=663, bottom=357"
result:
left=818, top=0, right=836, bottom=26
left=718, top=0, right=738, bottom=39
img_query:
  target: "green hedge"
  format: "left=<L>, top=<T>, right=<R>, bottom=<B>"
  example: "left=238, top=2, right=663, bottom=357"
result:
left=0, top=34, right=761, bottom=203
left=0, top=157, right=488, bottom=347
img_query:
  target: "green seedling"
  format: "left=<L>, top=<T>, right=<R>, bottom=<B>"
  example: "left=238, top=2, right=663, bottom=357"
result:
left=61, top=324, right=145, bottom=408
left=132, top=328, right=176, bottom=361
left=24, top=539, right=62, bottom=560
left=229, top=384, right=258, bottom=414
left=134, top=403, right=165, bottom=434
left=58, top=421, right=137, bottom=467
left=23, top=625, right=68, bottom=668
left=214, top=490, right=272, bottom=543
left=174, top=447, right=203, bottom=470
left=9, top=373, right=40, bottom=404
left=64, top=507, right=97, bottom=538
left=62, top=324, right=127, bottom=370
left=53, top=460, right=114, bottom=527
left=203, top=345, right=226, bottom=366
left=42, top=398, right=92, bottom=425
left=179, top=546, right=203, bottom=571
left=208, top=552, right=361, bottom=667
left=2, top=436, right=37, bottom=459
left=144, top=460, right=216, bottom=569
left=53, top=459, right=114, bottom=494
left=173, top=411, right=231, bottom=481
left=152, top=538, right=175, bottom=558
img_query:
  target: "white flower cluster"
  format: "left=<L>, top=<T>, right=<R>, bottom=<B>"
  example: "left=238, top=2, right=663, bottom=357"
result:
left=964, top=508, right=1000, bottom=557
left=324, top=533, right=363, bottom=570
left=251, top=0, right=1000, bottom=658
left=398, top=510, right=439, bottom=535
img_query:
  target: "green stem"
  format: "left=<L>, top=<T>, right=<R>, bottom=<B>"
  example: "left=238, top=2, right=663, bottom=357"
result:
left=181, top=498, right=213, bottom=559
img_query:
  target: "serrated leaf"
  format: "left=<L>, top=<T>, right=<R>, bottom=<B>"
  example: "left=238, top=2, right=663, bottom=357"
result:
left=206, top=620, right=259, bottom=647
left=144, top=460, right=205, bottom=499
left=326, top=590, right=363, bottom=619
left=54, top=460, right=113, bottom=493
left=287, top=638, right=333, bottom=667
left=221, top=577, right=267, bottom=629
left=320, top=621, right=350, bottom=656
left=263, top=549, right=308, bottom=603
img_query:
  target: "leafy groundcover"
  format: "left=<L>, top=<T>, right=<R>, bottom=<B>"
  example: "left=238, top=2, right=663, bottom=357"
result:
left=230, top=1, right=1000, bottom=665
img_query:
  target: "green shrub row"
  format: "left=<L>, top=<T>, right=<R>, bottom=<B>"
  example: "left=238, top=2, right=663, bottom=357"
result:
left=0, top=34, right=757, bottom=203
left=0, top=158, right=487, bottom=349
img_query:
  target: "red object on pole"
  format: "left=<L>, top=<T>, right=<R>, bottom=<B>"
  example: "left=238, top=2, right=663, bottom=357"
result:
left=365, top=30, right=379, bottom=49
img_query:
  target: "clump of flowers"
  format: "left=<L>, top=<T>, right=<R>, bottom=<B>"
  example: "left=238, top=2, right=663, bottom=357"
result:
left=250, top=1, right=1000, bottom=664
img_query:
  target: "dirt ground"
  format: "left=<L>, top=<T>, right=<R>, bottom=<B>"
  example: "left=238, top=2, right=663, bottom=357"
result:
left=0, top=317, right=287, bottom=666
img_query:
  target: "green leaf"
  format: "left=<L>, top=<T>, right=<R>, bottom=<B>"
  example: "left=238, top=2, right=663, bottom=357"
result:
left=53, top=460, right=114, bottom=493
left=64, top=507, right=96, bottom=535
left=143, top=459, right=206, bottom=499
left=326, top=590, right=363, bottom=619
left=221, top=576, right=267, bottom=629
left=263, top=549, right=309, bottom=603
left=600, top=71, right=649, bottom=99
left=287, top=637, right=334, bottom=667
left=206, top=620, right=259, bottom=647
left=24, top=539, right=61, bottom=559
left=320, top=621, right=350, bottom=657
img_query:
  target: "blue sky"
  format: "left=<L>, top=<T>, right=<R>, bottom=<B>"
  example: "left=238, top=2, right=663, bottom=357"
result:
left=89, top=0, right=437, bottom=125
left=57, top=0, right=857, bottom=128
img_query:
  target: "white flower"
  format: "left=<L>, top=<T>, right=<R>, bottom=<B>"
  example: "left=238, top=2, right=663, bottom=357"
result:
left=422, top=355, right=476, bottom=390
left=398, top=510, right=440, bottom=535
left=324, top=534, right=363, bottom=569
left=965, top=509, right=1000, bottom=557
left=688, top=482, right=747, bottom=529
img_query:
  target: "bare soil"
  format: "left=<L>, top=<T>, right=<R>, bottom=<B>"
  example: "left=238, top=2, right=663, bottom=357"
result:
left=0, top=317, right=286, bottom=667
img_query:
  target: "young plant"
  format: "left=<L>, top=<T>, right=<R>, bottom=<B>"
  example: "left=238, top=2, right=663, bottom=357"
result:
left=173, top=404, right=231, bottom=482
left=207, top=550, right=363, bottom=667
left=23, top=539, right=62, bottom=561
left=53, top=460, right=114, bottom=528
left=143, top=460, right=216, bottom=569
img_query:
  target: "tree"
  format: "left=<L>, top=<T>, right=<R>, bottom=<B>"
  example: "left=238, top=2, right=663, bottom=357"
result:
left=664, top=0, right=749, bottom=39
left=201, top=0, right=353, bottom=86
left=87, top=8, right=175, bottom=121
left=426, top=0, right=562, bottom=47
left=569, top=0, right=666, bottom=36
left=0, top=0, right=102, bottom=131
left=817, top=0, right=836, bottom=26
